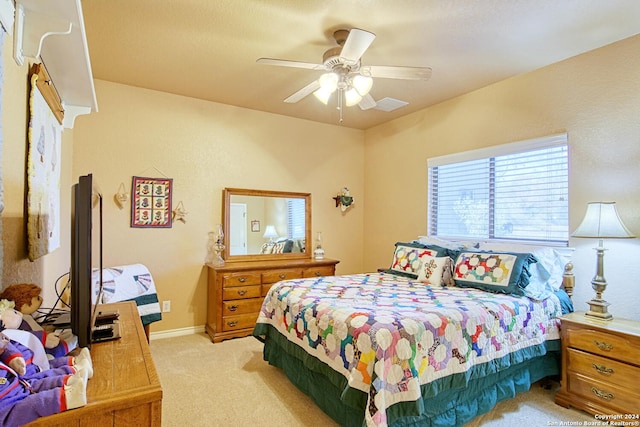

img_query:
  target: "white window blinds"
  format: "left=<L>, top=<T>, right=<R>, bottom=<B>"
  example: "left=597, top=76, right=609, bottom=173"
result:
left=428, top=133, right=568, bottom=244
left=287, top=198, right=306, bottom=239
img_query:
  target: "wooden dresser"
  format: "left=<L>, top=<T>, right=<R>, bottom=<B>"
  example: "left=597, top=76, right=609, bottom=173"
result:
left=27, top=301, right=163, bottom=427
left=555, top=311, right=640, bottom=416
left=206, top=258, right=339, bottom=343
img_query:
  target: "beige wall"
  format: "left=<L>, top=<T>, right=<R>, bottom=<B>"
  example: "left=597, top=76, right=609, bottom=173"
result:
left=70, top=80, right=365, bottom=332
left=364, top=35, right=640, bottom=322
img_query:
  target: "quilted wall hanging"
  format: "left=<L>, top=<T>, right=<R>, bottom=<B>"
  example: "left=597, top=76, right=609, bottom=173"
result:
left=27, top=66, right=63, bottom=260
left=131, top=176, right=173, bottom=228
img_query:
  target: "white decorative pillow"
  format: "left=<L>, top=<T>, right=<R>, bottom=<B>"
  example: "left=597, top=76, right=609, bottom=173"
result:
left=416, top=256, right=451, bottom=286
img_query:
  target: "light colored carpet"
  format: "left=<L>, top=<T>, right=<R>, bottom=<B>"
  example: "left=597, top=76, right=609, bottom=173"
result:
left=150, top=333, right=595, bottom=426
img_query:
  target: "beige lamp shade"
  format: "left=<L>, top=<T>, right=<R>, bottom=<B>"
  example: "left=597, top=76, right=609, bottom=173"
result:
left=263, top=225, right=279, bottom=240
left=572, top=202, right=634, bottom=239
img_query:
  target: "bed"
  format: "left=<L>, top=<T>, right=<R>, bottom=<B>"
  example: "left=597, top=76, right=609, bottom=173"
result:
left=253, top=240, right=575, bottom=427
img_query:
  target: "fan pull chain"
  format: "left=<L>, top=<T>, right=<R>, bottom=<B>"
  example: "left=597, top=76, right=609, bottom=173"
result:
left=338, top=88, right=344, bottom=123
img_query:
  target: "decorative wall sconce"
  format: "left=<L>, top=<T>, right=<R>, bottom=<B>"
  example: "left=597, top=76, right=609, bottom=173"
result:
left=172, top=201, right=188, bottom=223
left=114, top=182, right=129, bottom=210
left=333, top=187, right=354, bottom=212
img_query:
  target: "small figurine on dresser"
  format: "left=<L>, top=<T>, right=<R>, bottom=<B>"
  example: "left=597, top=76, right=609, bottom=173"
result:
left=0, top=331, right=92, bottom=427
left=0, top=284, right=77, bottom=358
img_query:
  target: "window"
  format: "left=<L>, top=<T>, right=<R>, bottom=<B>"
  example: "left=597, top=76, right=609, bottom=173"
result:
left=428, top=133, right=568, bottom=244
left=287, top=198, right=306, bottom=239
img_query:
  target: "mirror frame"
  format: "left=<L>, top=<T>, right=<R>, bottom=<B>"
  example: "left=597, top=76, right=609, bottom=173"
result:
left=222, top=188, right=312, bottom=262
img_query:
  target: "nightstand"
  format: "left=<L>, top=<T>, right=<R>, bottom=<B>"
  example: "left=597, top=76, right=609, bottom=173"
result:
left=555, top=311, right=640, bottom=415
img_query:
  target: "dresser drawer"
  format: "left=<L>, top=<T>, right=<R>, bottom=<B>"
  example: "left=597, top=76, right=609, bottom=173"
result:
left=222, top=285, right=261, bottom=301
left=222, top=272, right=261, bottom=287
left=222, top=298, right=264, bottom=316
left=221, top=313, right=259, bottom=332
left=568, top=372, right=640, bottom=414
left=303, top=266, right=335, bottom=278
left=567, top=348, right=640, bottom=392
left=262, top=268, right=303, bottom=284
left=262, top=283, right=277, bottom=297
left=565, top=326, right=640, bottom=365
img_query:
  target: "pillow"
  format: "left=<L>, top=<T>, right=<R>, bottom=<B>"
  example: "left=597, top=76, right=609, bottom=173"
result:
left=453, top=250, right=537, bottom=296
left=385, top=242, right=446, bottom=278
left=416, top=256, right=452, bottom=286
left=260, top=242, right=275, bottom=254
left=272, top=239, right=294, bottom=254
left=477, top=242, right=570, bottom=298
left=416, top=236, right=480, bottom=251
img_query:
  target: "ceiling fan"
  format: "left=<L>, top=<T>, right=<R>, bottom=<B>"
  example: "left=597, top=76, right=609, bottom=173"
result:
left=257, top=28, right=432, bottom=119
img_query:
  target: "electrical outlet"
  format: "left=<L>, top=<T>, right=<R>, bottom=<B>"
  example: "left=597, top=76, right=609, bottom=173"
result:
left=162, top=300, right=171, bottom=313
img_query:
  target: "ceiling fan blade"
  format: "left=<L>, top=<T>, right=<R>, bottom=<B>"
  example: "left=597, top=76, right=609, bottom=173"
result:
left=339, top=29, right=376, bottom=65
left=257, top=58, right=324, bottom=70
left=358, top=93, right=377, bottom=110
left=365, top=65, right=432, bottom=81
left=284, top=80, right=321, bottom=103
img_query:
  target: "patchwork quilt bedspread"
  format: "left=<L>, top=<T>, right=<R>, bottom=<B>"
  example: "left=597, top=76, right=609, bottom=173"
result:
left=255, top=272, right=563, bottom=427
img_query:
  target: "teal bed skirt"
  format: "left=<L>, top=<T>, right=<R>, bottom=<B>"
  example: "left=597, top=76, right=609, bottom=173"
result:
left=254, top=323, right=561, bottom=427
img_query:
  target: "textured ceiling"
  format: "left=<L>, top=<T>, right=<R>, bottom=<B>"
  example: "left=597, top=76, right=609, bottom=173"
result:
left=81, top=0, right=640, bottom=130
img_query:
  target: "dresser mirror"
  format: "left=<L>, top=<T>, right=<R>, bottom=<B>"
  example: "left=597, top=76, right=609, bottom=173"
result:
left=223, top=188, right=311, bottom=262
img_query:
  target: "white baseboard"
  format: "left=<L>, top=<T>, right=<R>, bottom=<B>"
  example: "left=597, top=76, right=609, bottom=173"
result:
left=149, top=325, right=205, bottom=341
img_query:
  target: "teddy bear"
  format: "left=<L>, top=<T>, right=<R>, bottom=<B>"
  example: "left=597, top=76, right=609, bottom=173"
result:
left=0, top=284, right=75, bottom=358
left=0, top=331, right=91, bottom=427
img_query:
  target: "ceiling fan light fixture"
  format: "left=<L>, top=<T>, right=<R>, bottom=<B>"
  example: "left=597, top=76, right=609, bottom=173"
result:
left=344, top=88, right=363, bottom=107
left=318, top=72, right=339, bottom=93
left=313, top=87, right=333, bottom=104
left=352, top=74, right=373, bottom=96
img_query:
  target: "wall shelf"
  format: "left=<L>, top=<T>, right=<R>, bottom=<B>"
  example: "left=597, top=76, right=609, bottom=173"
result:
left=13, top=0, right=98, bottom=128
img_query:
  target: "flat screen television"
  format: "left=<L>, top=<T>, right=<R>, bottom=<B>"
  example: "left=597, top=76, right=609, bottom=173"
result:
left=70, top=173, right=103, bottom=348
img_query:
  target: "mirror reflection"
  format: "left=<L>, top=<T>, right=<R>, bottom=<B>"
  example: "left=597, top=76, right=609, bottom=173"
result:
left=223, top=188, right=311, bottom=261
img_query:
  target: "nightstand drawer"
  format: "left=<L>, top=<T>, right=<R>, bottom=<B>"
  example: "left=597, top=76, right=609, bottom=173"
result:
left=568, top=373, right=640, bottom=414
left=222, top=298, right=264, bottom=316
left=221, top=313, right=259, bottom=331
left=222, top=285, right=261, bottom=300
left=565, top=326, right=640, bottom=365
left=262, top=269, right=302, bottom=284
left=222, top=272, right=262, bottom=287
left=304, top=266, right=335, bottom=278
left=567, top=348, right=640, bottom=392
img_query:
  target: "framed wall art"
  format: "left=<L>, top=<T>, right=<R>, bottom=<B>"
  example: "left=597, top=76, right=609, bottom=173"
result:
left=131, top=176, right=173, bottom=228
left=251, top=220, right=260, bottom=232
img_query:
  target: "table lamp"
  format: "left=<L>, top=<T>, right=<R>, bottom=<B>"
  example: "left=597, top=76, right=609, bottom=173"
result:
left=263, top=225, right=278, bottom=242
left=572, top=202, right=634, bottom=320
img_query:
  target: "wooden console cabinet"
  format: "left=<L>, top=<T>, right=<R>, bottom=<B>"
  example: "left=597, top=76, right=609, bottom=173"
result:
left=27, top=301, right=163, bottom=427
left=555, top=311, right=640, bottom=416
left=206, top=258, right=339, bottom=343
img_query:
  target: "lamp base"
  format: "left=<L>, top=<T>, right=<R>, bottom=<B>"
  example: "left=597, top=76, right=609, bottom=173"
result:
left=585, top=299, right=612, bottom=320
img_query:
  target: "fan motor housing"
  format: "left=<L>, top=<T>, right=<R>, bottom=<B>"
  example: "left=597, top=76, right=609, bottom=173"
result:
left=323, top=47, right=360, bottom=72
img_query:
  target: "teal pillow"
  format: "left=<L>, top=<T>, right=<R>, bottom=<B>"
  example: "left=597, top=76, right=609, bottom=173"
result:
left=452, top=250, right=537, bottom=296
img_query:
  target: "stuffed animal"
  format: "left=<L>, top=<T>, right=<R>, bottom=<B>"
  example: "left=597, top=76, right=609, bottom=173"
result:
left=0, top=284, right=44, bottom=316
left=0, top=284, right=74, bottom=358
left=0, top=331, right=91, bottom=427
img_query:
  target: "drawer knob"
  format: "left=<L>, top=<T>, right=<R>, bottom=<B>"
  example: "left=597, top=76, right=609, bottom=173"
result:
left=229, top=305, right=239, bottom=312
left=227, top=320, right=238, bottom=327
left=314, top=271, right=321, bottom=276
left=279, top=274, right=286, bottom=279
left=237, top=290, right=247, bottom=296
left=591, top=387, right=614, bottom=400
left=592, top=363, right=614, bottom=375
left=238, top=277, right=247, bottom=283
left=593, top=340, right=613, bottom=351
